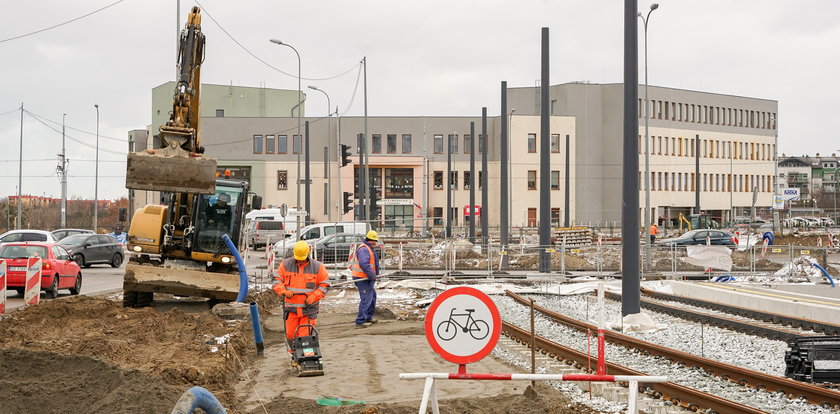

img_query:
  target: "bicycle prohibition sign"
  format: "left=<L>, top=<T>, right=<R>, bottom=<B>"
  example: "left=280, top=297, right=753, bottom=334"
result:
left=436, top=308, right=489, bottom=341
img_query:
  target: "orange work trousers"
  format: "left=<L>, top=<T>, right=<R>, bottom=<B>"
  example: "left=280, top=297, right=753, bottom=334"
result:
left=285, top=312, right=316, bottom=342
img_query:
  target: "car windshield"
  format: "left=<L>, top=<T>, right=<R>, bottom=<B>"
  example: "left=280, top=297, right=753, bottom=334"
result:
left=0, top=245, right=48, bottom=259
left=58, top=234, right=89, bottom=245
left=680, top=230, right=701, bottom=239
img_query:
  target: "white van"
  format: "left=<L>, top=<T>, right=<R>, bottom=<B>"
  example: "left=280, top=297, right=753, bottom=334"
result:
left=278, top=222, right=369, bottom=246
left=244, top=207, right=302, bottom=234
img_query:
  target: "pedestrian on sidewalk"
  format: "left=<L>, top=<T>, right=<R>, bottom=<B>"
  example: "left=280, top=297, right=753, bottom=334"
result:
left=273, top=241, right=330, bottom=357
left=350, top=230, right=380, bottom=327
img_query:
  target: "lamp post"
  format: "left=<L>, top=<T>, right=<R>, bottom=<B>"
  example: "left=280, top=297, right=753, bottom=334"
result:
left=269, top=39, right=302, bottom=237
left=94, top=104, right=100, bottom=232
left=638, top=2, right=658, bottom=272
left=308, top=85, right=334, bottom=221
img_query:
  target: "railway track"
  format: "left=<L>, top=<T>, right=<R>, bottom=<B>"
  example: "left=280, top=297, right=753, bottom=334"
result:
left=501, top=322, right=765, bottom=413
left=505, top=290, right=840, bottom=410
left=640, top=288, right=840, bottom=336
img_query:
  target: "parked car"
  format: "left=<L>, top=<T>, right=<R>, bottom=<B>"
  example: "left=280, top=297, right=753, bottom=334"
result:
left=0, top=242, right=82, bottom=298
left=52, top=228, right=94, bottom=241
left=285, top=222, right=371, bottom=245
left=733, top=217, right=772, bottom=231
left=57, top=233, right=123, bottom=268
left=819, top=217, right=835, bottom=226
left=245, top=220, right=286, bottom=249
left=0, top=230, right=57, bottom=244
left=274, top=232, right=384, bottom=264
left=657, top=229, right=735, bottom=246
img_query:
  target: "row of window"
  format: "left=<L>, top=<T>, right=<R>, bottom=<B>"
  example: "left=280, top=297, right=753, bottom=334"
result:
left=642, top=171, right=773, bottom=193
left=639, top=135, right=776, bottom=161
left=638, top=99, right=777, bottom=130
left=433, top=134, right=485, bottom=154
left=527, top=134, right=565, bottom=153
left=430, top=170, right=564, bottom=191
left=358, top=134, right=413, bottom=154
left=253, top=134, right=301, bottom=154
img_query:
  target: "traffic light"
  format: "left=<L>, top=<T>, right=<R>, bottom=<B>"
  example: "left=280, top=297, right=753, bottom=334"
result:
left=342, top=192, right=354, bottom=214
left=369, top=186, right=381, bottom=220
left=340, top=144, right=352, bottom=167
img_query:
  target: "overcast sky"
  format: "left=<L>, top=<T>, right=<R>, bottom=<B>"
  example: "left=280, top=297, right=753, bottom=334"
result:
left=1, top=0, right=838, bottom=200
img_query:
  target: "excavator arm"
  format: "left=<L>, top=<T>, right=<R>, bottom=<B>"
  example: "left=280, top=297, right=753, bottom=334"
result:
left=125, top=6, right=216, bottom=194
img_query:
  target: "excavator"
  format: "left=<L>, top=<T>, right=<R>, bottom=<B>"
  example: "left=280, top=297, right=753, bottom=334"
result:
left=122, top=7, right=259, bottom=307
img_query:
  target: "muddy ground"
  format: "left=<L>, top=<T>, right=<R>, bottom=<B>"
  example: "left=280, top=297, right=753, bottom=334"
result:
left=0, top=287, right=604, bottom=414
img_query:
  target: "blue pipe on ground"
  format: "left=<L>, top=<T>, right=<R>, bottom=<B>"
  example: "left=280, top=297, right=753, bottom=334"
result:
left=714, top=275, right=735, bottom=282
left=249, top=301, right=265, bottom=356
left=811, top=263, right=836, bottom=288
left=221, top=233, right=248, bottom=302
left=170, top=386, right=226, bottom=414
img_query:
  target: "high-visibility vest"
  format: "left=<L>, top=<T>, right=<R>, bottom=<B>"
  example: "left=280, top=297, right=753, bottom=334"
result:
left=273, top=257, right=329, bottom=316
left=650, top=225, right=658, bottom=235
left=350, top=243, right=376, bottom=279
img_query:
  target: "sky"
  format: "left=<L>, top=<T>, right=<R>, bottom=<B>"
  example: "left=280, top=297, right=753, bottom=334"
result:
left=1, top=0, right=838, bottom=200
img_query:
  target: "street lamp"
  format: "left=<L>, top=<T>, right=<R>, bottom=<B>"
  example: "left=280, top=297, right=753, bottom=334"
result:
left=638, top=3, right=658, bottom=272
left=270, top=39, right=302, bottom=237
left=307, top=85, right=335, bottom=221
left=94, top=104, right=100, bottom=232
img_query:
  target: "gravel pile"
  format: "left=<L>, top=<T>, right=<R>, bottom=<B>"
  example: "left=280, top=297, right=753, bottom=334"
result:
left=494, top=295, right=835, bottom=414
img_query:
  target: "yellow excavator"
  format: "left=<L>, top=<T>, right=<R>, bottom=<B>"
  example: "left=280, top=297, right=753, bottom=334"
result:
left=122, top=7, right=259, bottom=307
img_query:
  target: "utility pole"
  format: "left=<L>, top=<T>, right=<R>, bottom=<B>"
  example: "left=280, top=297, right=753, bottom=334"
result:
left=538, top=28, right=551, bottom=273
left=59, top=113, right=68, bottom=227
left=363, top=57, right=370, bottom=224
left=621, top=0, right=641, bottom=316
left=94, top=104, right=100, bottom=232
left=565, top=134, right=570, bottom=227
left=446, top=132, right=452, bottom=238
left=469, top=121, right=476, bottom=244
left=17, top=103, right=23, bottom=229
left=695, top=134, right=700, bottom=214
left=481, top=107, right=489, bottom=251
left=500, top=82, right=510, bottom=268
left=305, top=120, right=311, bottom=225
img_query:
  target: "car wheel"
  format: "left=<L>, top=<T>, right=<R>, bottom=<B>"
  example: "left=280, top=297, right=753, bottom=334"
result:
left=14, top=287, right=25, bottom=297
left=44, top=275, right=59, bottom=299
left=69, top=273, right=82, bottom=295
left=110, top=253, right=123, bottom=268
left=73, top=254, right=85, bottom=268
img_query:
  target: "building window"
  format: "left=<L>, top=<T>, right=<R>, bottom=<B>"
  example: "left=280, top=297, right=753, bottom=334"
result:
left=372, top=134, right=382, bottom=154
left=551, top=134, right=560, bottom=153
left=449, top=171, right=458, bottom=189
left=278, top=135, right=287, bottom=153
left=464, top=171, right=471, bottom=190
left=253, top=135, right=263, bottom=154
left=265, top=135, right=275, bottom=154
left=551, top=171, right=560, bottom=190
left=434, top=134, right=444, bottom=154
left=433, top=207, right=444, bottom=226
left=550, top=99, right=557, bottom=115
left=387, top=134, right=397, bottom=154
left=464, top=134, right=472, bottom=154
left=402, top=134, right=412, bottom=153
left=448, top=134, right=458, bottom=154
left=385, top=168, right=414, bottom=198
left=433, top=171, right=443, bottom=190
left=293, top=135, right=301, bottom=154
left=528, top=133, right=537, bottom=153
left=215, top=109, right=224, bottom=117
left=527, top=170, right=537, bottom=190
left=551, top=208, right=561, bottom=226
left=277, top=170, right=288, bottom=190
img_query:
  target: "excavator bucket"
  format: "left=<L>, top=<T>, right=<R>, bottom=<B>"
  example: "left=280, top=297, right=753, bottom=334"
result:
left=126, top=151, right=217, bottom=194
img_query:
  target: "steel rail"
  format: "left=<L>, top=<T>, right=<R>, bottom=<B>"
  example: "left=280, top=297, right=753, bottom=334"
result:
left=501, top=321, right=766, bottom=414
left=505, top=290, right=840, bottom=409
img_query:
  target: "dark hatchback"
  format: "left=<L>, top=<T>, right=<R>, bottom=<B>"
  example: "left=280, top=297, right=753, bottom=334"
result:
left=657, top=229, right=735, bottom=246
left=58, top=234, right=124, bottom=268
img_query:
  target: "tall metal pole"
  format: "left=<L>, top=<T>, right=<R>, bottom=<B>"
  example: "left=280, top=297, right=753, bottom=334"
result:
left=508, top=108, right=516, bottom=227
left=565, top=134, right=570, bottom=227
left=481, top=107, right=489, bottom=250
left=640, top=4, right=658, bottom=273
left=469, top=121, right=476, bottom=244
left=621, top=0, right=641, bottom=316
left=336, top=108, right=342, bottom=219
left=17, top=103, right=23, bottom=230
left=305, top=120, right=311, bottom=225
left=772, top=114, right=779, bottom=233
left=308, top=86, right=331, bottom=221
left=446, top=133, right=452, bottom=238
left=730, top=141, right=733, bottom=223
left=270, top=40, right=302, bottom=236
left=363, top=57, right=370, bottom=224
left=539, top=28, right=551, bottom=273
left=500, top=82, right=510, bottom=268
left=94, top=104, right=100, bottom=232
left=60, top=113, right=67, bottom=227
left=695, top=134, right=701, bottom=214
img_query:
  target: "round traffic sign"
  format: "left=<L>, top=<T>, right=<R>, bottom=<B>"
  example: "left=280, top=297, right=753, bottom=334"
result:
left=424, top=286, right=501, bottom=365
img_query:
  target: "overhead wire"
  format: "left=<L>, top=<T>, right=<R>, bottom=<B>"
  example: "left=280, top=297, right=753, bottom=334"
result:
left=24, top=110, right=126, bottom=155
left=0, top=0, right=128, bottom=44
left=24, top=109, right=124, bottom=142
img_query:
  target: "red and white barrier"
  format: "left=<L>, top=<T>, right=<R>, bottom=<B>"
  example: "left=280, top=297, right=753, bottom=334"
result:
left=597, top=281, right=606, bottom=375
left=400, top=372, right=667, bottom=414
left=0, top=260, right=6, bottom=314
left=24, top=257, right=42, bottom=306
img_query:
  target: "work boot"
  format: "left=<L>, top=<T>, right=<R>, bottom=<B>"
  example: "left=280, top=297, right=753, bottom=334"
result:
left=367, top=319, right=378, bottom=324
left=354, top=323, right=368, bottom=328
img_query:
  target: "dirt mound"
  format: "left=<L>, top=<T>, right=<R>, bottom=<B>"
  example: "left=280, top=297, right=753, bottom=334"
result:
left=0, top=296, right=250, bottom=408
left=0, top=349, right=181, bottom=414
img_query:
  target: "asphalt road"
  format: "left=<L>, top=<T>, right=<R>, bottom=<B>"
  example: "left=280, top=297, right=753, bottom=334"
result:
left=5, top=259, right=126, bottom=311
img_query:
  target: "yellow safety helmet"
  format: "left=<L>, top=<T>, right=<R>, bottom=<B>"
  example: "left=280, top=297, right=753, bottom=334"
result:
left=365, top=230, right=379, bottom=241
left=293, top=241, right=311, bottom=260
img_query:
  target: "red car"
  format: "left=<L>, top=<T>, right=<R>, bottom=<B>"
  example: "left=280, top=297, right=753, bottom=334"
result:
left=0, top=242, right=82, bottom=298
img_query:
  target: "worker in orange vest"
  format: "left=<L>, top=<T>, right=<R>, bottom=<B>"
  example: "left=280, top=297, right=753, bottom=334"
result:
left=649, top=223, right=659, bottom=244
left=273, top=241, right=330, bottom=358
left=349, top=230, right=380, bottom=327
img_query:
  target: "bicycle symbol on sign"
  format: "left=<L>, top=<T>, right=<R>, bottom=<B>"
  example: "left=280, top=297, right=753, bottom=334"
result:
left=436, top=308, right=490, bottom=341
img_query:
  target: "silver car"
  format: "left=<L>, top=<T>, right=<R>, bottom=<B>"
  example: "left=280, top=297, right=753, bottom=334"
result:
left=0, top=230, right=57, bottom=244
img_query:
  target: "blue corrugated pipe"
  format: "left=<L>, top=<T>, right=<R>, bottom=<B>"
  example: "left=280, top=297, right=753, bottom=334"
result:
left=221, top=233, right=248, bottom=302
left=249, top=301, right=265, bottom=356
left=811, top=263, right=836, bottom=288
left=170, top=386, right=226, bottom=414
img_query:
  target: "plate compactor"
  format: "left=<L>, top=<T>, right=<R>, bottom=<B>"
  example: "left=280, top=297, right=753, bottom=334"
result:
left=289, top=324, right=324, bottom=377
